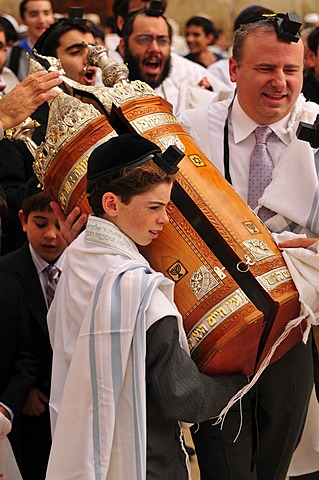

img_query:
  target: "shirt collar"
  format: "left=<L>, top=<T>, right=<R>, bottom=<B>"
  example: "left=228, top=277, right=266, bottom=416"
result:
left=29, top=243, right=63, bottom=274
left=231, top=95, right=291, bottom=145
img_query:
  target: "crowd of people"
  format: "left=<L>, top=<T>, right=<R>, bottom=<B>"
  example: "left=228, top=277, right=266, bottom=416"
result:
left=1, top=0, right=319, bottom=479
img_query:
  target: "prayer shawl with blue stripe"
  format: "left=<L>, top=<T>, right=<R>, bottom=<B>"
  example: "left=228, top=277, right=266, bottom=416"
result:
left=46, top=216, right=188, bottom=480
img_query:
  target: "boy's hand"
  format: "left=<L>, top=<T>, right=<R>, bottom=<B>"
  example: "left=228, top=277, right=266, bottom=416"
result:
left=22, top=387, right=49, bottom=416
left=50, top=201, right=88, bottom=245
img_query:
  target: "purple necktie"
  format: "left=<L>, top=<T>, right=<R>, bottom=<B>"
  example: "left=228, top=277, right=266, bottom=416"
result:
left=247, top=126, right=275, bottom=222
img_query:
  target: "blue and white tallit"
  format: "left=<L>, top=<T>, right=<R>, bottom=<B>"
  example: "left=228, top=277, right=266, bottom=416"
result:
left=46, top=216, right=188, bottom=480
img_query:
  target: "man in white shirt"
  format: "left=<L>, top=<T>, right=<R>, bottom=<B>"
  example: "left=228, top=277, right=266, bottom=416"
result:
left=179, top=13, right=319, bottom=480
left=116, top=9, right=228, bottom=116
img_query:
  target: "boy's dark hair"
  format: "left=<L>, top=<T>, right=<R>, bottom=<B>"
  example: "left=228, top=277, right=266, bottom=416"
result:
left=307, top=26, right=319, bottom=55
left=21, top=191, right=52, bottom=221
left=103, top=15, right=116, bottom=33
left=90, top=23, right=105, bottom=43
left=34, top=19, right=93, bottom=57
left=20, top=0, right=30, bottom=19
left=87, top=160, right=174, bottom=217
left=185, top=16, right=217, bottom=38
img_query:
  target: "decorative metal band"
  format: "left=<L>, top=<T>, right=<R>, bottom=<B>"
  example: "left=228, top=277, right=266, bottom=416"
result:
left=190, top=265, right=220, bottom=300
left=58, top=132, right=117, bottom=210
left=187, top=289, right=250, bottom=354
left=242, top=239, right=276, bottom=261
left=157, top=134, right=186, bottom=153
left=256, top=266, right=292, bottom=292
left=130, top=112, right=180, bottom=134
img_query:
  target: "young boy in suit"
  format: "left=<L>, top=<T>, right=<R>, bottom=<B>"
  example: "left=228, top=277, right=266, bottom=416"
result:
left=46, top=134, right=246, bottom=479
left=0, top=176, right=67, bottom=480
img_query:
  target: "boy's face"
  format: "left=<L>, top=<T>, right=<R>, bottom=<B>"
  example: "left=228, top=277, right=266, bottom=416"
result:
left=19, top=209, right=68, bottom=263
left=105, top=182, right=172, bottom=246
left=185, top=24, right=213, bottom=54
left=21, top=0, right=54, bottom=45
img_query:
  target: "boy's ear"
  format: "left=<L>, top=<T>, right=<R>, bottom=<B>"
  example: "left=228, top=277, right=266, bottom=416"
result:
left=18, top=209, right=28, bottom=232
left=101, top=192, right=119, bottom=217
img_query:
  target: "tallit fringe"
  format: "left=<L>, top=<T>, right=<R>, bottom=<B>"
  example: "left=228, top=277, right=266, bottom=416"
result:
left=213, top=310, right=312, bottom=440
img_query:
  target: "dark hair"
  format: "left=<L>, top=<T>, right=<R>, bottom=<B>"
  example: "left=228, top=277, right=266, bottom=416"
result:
left=233, top=5, right=274, bottom=32
left=103, top=15, right=117, bottom=33
left=21, top=191, right=52, bottom=221
left=185, top=16, right=217, bottom=38
left=34, top=19, right=93, bottom=57
left=307, top=26, right=319, bottom=54
left=20, top=0, right=29, bottom=19
left=122, top=10, right=172, bottom=43
left=0, top=17, right=17, bottom=44
left=89, top=23, right=105, bottom=43
left=87, top=159, right=174, bottom=217
left=0, top=184, right=8, bottom=219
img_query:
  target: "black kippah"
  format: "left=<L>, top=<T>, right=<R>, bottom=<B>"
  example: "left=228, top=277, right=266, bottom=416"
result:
left=87, top=134, right=161, bottom=180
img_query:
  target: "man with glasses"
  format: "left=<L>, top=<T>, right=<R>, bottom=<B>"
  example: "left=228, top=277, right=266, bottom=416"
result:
left=118, top=9, right=221, bottom=115
left=179, top=13, right=319, bottom=480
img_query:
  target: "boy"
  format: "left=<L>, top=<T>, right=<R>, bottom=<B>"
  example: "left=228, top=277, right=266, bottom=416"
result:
left=7, top=0, right=54, bottom=81
left=184, top=16, right=222, bottom=68
left=46, top=134, right=246, bottom=479
left=0, top=176, right=67, bottom=480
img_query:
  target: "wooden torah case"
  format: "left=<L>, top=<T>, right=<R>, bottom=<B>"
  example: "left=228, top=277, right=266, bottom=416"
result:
left=41, top=89, right=303, bottom=376
left=110, top=95, right=303, bottom=375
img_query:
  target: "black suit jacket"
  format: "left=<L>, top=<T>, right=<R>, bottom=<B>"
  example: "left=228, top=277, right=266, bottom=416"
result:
left=0, top=271, right=37, bottom=414
left=0, top=242, right=52, bottom=395
left=0, top=103, right=49, bottom=255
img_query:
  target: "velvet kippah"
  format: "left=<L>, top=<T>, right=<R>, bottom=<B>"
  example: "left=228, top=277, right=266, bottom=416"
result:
left=87, top=134, right=161, bottom=180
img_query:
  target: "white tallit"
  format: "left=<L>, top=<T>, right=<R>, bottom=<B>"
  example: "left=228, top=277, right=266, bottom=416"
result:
left=178, top=95, right=319, bottom=236
left=46, top=216, right=188, bottom=480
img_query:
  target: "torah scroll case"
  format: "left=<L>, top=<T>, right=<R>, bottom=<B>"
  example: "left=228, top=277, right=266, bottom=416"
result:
left=18, top=50, right=304, bottom=376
